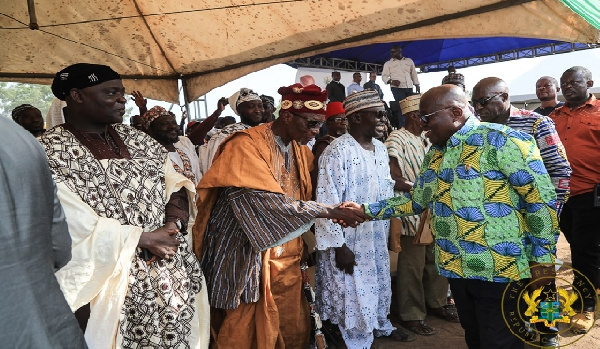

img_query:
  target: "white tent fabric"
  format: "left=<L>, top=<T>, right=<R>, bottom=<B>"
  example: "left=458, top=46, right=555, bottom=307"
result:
left=1, top=0, right=598, bottom=103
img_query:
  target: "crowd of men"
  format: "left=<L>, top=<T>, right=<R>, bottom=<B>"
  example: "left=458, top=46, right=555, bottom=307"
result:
left=3, top=49, right=599, bottom=349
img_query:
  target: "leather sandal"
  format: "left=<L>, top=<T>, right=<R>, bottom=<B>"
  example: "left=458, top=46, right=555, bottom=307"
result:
left=400, top=320, right=437, bottom=336
left=428, top=306, right=460, bottom=323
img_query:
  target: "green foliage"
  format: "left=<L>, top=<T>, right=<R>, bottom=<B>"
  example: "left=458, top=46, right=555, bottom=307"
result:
left=0, top=82, right=55, bottom=119
left=0, top=82, right=135, bottom=123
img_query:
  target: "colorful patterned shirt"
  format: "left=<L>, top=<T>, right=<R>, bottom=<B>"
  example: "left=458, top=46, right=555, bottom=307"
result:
left=506, top=106, right=571, bottom=214
left=365, top=117, right=559, bottom=282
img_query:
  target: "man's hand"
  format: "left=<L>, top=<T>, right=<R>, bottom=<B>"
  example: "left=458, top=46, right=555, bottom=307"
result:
left=322, top=203, right=368, bottom=228
left=131, top=90, right=147, bottom=109
left=528, top=262, right=555, bottom=292
left=217, top=97, right=227, bottom=112
left=415, top=84, right=421, bottom=94
left=335, top=243, right=357, bottom=275
left=138, top=224, right=180, bottom=263
left=390, top=79, right=401, bottom=87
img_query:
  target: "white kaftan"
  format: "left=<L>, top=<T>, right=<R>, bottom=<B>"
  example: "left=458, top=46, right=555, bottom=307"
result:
left=314, top=133, right=395, bottom=348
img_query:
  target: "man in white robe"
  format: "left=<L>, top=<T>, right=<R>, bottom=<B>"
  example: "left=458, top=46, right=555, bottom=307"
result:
left=315, top=90, right=415, bottom=348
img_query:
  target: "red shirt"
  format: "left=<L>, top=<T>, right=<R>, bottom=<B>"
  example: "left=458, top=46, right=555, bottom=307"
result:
left=550, top=94, right=600, bottom=196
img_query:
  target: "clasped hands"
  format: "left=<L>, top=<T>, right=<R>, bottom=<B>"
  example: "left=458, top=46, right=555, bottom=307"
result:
left=322, top=201, right=368, bottom=228
left=138, top=221, right=180, bottom=264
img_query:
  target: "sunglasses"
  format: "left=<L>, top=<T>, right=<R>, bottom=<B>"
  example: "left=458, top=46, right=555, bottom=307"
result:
left=292, top=113, right=324, bottom=129
left=471, top=92, right=503, bottom=107
left=419, top=106, right=454, bottom=124
left=359, top=110, right=387, bottom=119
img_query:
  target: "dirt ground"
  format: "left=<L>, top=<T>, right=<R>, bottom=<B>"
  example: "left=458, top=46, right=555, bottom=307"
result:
left=370, top=234, right=600, bottom=348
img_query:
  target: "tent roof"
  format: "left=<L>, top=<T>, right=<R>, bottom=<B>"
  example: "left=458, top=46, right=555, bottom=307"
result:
left=289, top=39, right=596, bottom=73
left=1, top=0, right=598, bottom=104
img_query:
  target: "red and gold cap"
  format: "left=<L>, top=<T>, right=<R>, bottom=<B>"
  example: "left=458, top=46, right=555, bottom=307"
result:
left=278, top=83, right=327, bottom=115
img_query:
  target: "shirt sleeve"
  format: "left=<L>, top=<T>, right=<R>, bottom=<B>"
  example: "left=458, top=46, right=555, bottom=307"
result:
left=532, top=116, right=571, bottom=213
left=314, top=146, right=347, bottom=249
left=410, top=59, right=420, bottom=85
left=382, top=62, right=390, bottom=84
left=225, top=188, right=324, bottom=251
left=499, top=135, right=559, bottom=264
left=363, top=147, right=435, bottom=220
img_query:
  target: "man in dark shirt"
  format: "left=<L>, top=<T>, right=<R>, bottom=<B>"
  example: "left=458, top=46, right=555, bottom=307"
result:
left=326, top=71, right=346, bottom=102
left=364, top=71, right=384, bottom=100
left=533, top=76, right=564, bottom=116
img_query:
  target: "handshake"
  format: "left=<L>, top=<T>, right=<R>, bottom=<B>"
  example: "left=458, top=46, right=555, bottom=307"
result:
left=320, top=201, right=369, bottom=228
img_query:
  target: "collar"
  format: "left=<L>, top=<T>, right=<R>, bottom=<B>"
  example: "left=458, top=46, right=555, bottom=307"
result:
left=435, top=116, right=478, bottom=150
left=564, top=93, right=597, bottom=110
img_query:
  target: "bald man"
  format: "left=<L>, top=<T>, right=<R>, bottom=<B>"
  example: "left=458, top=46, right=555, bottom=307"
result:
left=472, top=77, right=571, bottom=216
left=348, top=84, right=559, bottom=348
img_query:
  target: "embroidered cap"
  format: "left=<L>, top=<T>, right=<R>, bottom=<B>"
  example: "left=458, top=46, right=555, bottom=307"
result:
left=278, top=83, right=327, bottom=115
left=11, top=104, right=37, bottom=121
left=142, top=105, right=171, bottom=130
left=399, top=94, right=421, bottom=115
left=51, top=63, right=121, bottom=100
left=228, top=88, right=261, bottom=116
left=343, top=89, right=384, bottom=116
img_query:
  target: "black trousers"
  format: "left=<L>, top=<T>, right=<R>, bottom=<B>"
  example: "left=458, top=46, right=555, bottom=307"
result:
left=390, top=87, right=413, bottom=128
left=449, top=278, right=525, bottom=349
left=560, top=192, right=600, bottom=311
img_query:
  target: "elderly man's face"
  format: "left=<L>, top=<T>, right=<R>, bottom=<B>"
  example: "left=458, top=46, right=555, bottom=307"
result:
left=79, top=79, right=126, bottom=125
left=288, top=111, right=324, bottom=145
left=420, top=102, right=458, bottom=146
left=471, top=83, right=509, bottom=124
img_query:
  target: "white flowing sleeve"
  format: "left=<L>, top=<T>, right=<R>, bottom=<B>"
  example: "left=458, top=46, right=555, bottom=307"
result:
left=315, top=145, right=347, bottom=249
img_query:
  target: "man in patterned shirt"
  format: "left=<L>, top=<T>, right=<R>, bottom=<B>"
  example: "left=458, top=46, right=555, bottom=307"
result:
left=39, top=63, right=209, bottom=348
left=346, top=84, right=559, bottom=349
left=386, top=94, right=455, bottom=337
left=472, top=77, right=571, bottom=216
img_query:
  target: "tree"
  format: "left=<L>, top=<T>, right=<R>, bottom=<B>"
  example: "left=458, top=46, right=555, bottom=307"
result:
left=0, top=82, right=134, bottom=122
left=0, top=82, right=55, bottom=119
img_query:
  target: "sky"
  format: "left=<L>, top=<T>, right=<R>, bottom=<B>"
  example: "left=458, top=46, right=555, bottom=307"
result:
left=134, top=47, right=600, bottom=123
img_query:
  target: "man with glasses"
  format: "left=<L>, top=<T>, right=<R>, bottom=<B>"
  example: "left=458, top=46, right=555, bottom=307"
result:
left=194, top=83, right=368, bottom=348
left=533, top=76, right=564, bottom=116
left=344, top=84, right=559, bottom=349
left=550, top=66, right=600, bottom=335
left=315, top=90, right=415, bottom=347
left=386, top=94, right=457, bottom=338
left=472, top=77, right=571, bottom=218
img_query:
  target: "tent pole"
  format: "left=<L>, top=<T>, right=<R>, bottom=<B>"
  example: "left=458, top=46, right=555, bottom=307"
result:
left=180, top=77, right=191, bottom=121
left=27, top=0, right=39, bottom=30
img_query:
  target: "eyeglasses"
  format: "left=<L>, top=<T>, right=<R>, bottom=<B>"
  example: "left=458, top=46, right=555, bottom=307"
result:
left=291, top=112, right=324, bottom=129
left=471, top=92, right=503, bottom=107
left=419, top=106, right=454, bottom=124
left=331, top=116, right=347, bottom=123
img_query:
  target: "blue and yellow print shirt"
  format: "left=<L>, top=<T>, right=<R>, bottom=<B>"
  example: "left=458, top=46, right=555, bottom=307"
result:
left=365, top=117, right=559, bottom=282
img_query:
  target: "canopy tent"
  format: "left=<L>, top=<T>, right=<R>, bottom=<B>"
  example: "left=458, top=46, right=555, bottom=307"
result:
left=289, top=39, right=596, bottom=73
left=1, top=0, right=598, bottom=104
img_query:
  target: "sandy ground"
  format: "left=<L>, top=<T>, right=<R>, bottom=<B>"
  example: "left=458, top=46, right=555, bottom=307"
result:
left=368, top=234, right=600, bottom=348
